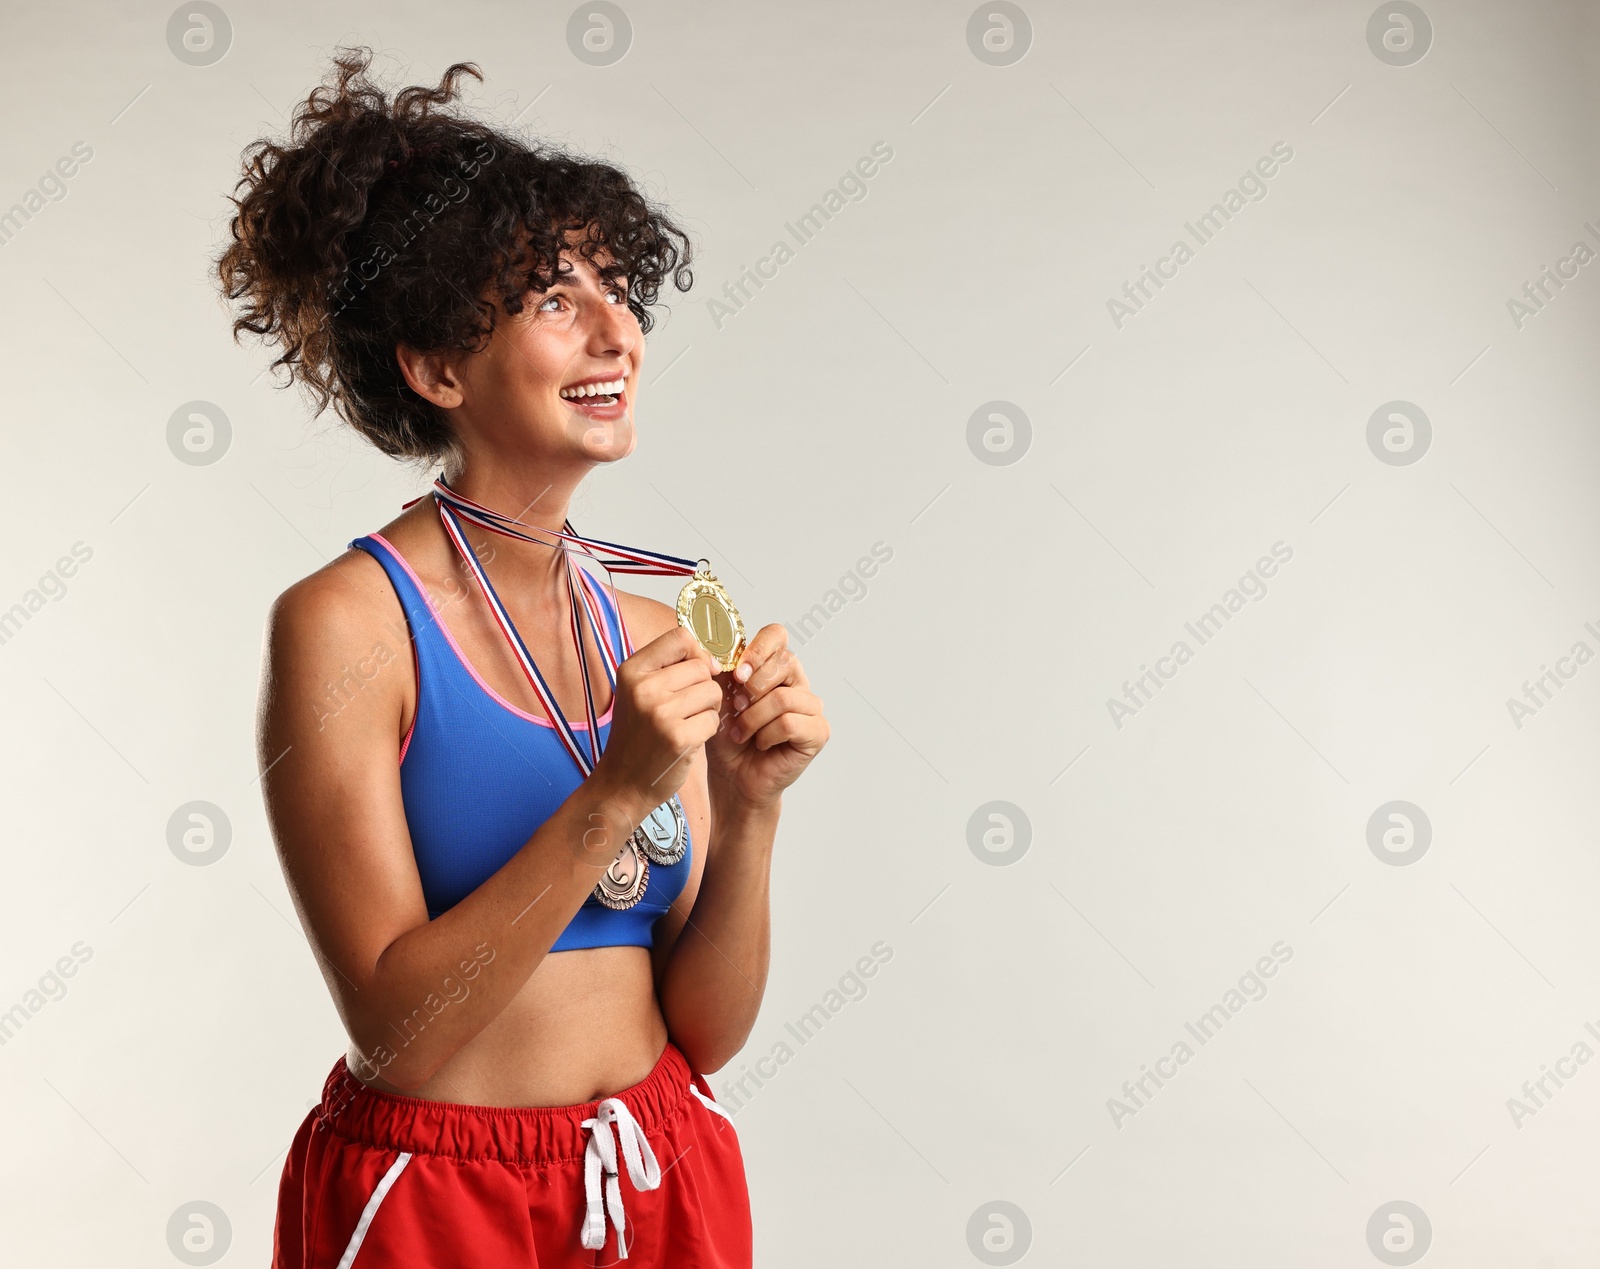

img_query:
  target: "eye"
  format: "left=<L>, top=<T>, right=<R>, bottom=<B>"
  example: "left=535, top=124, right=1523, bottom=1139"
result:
left=605, top=284, right=627, bottom=304
left=537, top=294, right=564, bottom=313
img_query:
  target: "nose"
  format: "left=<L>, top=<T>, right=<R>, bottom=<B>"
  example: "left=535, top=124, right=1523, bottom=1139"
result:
left=586, top=288, right=637, bottom=360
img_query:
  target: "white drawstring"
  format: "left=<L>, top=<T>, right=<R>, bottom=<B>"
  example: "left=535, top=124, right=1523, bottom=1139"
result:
left=688, top=1081, right=735, bottom=1125
left=580, top=1097, right=661, bottom=1258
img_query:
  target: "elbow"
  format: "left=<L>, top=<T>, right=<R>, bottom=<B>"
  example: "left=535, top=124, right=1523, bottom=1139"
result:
left=347, top=1026, right=450, bottom=1095
left=672, top=1024, right=755, bottom=1078
left=685, top=1046, right=737, bottom=1077
left=365, top=1056, right=437, bottom=1096
left=661, top=990, right=761, bottom=1077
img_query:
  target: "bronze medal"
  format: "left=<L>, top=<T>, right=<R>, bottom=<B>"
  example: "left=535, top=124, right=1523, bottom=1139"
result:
left=594, top=838, right=650, bottom=910
left=632, top=795, right=688, bottom=867
left=677, top=568, right=747, bottom=673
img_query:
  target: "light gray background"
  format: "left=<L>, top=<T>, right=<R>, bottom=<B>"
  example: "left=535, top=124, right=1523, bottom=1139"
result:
left=1, top=1, right=1597, bottom=1265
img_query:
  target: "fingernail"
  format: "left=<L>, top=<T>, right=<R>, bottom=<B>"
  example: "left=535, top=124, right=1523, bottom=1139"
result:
left=735, top=662, right=752, bottom=681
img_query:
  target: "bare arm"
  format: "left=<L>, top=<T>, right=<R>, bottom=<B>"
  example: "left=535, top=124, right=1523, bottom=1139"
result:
left=258, top=555, right=711, bottom=1092
left=635, top=600, right=827, bottom=1074
left=654, top=790, right=779, bottom=1074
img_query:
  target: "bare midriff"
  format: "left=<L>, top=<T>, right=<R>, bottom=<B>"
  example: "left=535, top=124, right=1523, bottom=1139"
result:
left=355, top=946, right=670, bottom=1107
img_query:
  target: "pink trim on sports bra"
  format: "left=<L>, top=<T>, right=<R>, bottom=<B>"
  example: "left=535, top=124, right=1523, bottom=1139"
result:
left=368, top=532, right=617, bottom=733
left=397, top=629, right=418, bottom=765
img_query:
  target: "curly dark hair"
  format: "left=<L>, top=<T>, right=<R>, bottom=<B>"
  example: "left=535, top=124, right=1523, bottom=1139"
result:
left=215, top=47, right=694, bottom=461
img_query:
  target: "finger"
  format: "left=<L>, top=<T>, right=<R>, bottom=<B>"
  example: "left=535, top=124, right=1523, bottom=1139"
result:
left=677, top=698, right=724, bottom=748
left=637, top=656, right=716, bottom=699
left=749, top=646, right=808, bottom=701
left=749, top=710, right=828, bottom=753
left=731, top=622, right=789, bottom=685
left=683, top=679, right=725, bottom=722
left=732, top=650, right=807, bottom=713
left=637, top=673, right=723, bottom=726
left=728, top=686, right=820, bottom=744
left=628, top=625, right=716, bottom=675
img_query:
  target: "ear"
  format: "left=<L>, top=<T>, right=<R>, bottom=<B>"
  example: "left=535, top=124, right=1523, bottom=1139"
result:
left=396, top=343, right=467, bottom=409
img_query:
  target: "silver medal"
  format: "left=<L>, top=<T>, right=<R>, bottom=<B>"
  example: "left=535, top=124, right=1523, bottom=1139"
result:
left=593, top=837, right=650, bottom=910
left=632, top=795, right=688, bottom=866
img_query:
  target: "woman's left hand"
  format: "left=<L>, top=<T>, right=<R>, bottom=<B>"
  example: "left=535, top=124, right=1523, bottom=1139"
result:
left=705, top=624, right=829, bottom=808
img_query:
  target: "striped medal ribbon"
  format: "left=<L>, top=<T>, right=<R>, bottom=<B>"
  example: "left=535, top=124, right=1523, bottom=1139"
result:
left=420, top=478, right=697, bottom=905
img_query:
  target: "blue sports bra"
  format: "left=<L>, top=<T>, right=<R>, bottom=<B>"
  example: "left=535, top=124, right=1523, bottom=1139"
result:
left=352, top=532, right=691, bottom=950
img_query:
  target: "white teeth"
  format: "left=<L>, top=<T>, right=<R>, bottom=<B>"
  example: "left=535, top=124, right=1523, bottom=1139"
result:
left=560, top=377, right=627, bottom=400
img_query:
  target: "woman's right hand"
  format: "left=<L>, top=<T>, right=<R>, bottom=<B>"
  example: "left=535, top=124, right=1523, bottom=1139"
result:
left=592, top=625, right=724, bottom=821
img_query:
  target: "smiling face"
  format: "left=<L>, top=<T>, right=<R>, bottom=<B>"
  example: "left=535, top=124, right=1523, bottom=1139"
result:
left=405, top=232, right=645, bottom=478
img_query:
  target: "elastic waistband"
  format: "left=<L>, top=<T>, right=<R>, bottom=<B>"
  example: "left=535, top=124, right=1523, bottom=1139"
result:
left=316, top=1042, right=692, bottom=1167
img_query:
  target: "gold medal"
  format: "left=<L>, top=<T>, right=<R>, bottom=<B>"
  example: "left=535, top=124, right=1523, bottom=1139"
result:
left=594, top=838, right=650, bottom=910
left=677, top=567, right=747, bottom=673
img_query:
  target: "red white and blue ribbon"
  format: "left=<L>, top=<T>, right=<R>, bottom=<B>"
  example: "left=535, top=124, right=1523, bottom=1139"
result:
left=412, top=477, right=702, bottom=778
left=421, top=478, right=702, bottom=573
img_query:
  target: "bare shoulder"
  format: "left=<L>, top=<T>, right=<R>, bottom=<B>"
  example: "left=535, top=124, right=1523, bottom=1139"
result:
left=263, top=495, right=434, bottom=655
left=610, top=585, right=679, bottom=648
left=258, top=546, right=413, bottom=753
left=265, top=545, right=402, bottom=660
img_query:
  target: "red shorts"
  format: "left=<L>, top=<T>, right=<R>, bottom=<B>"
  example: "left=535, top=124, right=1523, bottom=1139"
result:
left=272, top=1042, right=752, bottom=1267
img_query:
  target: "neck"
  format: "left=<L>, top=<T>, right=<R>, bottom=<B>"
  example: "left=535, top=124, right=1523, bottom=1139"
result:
left=442, top=455, right=589, bottom=599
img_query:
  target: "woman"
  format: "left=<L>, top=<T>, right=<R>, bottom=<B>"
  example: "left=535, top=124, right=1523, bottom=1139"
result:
left=217, top=48, right=828, bottom=1267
